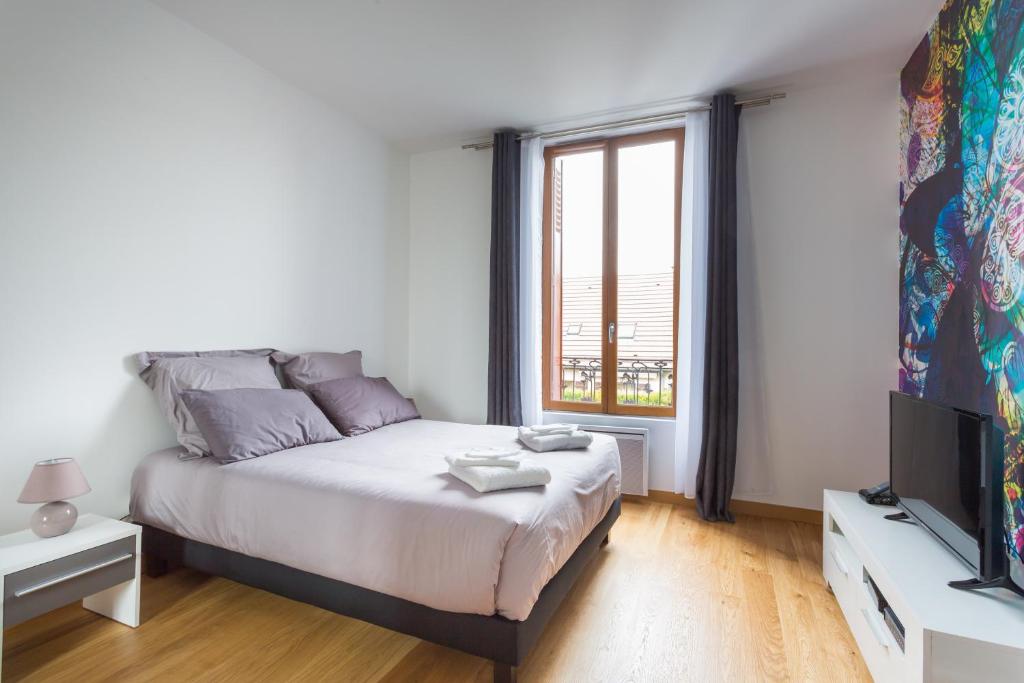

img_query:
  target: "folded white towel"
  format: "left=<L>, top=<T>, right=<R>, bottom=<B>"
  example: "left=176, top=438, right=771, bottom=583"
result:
left=526, top=423, right=577, bottom=435
left=448, top=460, right=551, bottom=493
left=463, top=446, right=520, bottom=459
left=445, top=454, right=520, bottom=469
left=517, top=427, right=593, bottom=452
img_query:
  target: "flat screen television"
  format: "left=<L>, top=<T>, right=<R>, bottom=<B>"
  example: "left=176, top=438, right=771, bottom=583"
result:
left=889, top=391, right=1022, bottom=596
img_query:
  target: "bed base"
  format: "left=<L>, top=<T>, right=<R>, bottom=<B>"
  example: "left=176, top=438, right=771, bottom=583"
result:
left=141, top=497, right=620, bottom=683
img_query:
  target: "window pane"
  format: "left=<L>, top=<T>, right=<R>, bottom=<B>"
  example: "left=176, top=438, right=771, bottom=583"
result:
left=615, top=140, right=676, bottom=408
left=556, top=150, right=603, bottom=404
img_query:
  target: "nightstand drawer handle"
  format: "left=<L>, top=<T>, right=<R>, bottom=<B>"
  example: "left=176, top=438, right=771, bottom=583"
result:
left=13, top=553, right=134, bottom=597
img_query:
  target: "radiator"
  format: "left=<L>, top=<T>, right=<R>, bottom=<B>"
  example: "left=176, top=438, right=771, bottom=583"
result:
left=579, top=425, right=649, bottom=496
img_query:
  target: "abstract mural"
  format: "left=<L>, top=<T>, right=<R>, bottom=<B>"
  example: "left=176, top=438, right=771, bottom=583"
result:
left=900, top=0, right=1024, bottom=568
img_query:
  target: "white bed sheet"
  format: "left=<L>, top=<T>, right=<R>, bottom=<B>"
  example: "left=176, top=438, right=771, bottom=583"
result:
left=130, top=419, right=620, bottom=621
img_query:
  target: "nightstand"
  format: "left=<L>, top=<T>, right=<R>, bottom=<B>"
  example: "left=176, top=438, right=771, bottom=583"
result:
left=0, top=514, right=141, bottom=680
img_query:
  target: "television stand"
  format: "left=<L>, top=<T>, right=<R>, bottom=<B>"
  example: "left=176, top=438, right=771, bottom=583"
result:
left=823, top=490, right=1024, bottom=682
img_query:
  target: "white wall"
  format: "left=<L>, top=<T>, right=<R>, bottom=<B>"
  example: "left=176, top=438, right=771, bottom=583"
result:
left=406, top=69, right=899, bottom=510
left=407, top=147, right=492, bottom=423
left=0, top=1, right=409, bottom=533
left=733, top=70, right=899, bottom=510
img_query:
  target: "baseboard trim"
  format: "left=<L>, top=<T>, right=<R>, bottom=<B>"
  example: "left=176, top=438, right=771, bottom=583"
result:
left=623, top=490, right=822, bottom=525
left=623, top=490, right=688, bottom=506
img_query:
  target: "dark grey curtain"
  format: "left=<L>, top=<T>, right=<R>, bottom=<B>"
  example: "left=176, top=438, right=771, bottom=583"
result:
left=487, top=131, right=523, bottom=426
left=695, top=94, right=741, bottom=522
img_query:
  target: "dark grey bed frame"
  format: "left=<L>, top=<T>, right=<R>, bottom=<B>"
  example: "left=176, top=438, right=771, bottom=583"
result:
left=141, top=497, right=620, bottom=682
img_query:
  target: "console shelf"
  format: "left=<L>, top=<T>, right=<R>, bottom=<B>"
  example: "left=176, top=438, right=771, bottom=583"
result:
left=823, top=490, right=1024, bottom=681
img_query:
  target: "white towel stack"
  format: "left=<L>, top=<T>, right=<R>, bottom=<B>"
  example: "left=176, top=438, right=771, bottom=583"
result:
left=526, top=423, right=577, bottom=435
left=446, top=446, right=551, bottom=492
left=517, top=425, right=593, bottom=452
left=445, top=446, right=521, bottom=469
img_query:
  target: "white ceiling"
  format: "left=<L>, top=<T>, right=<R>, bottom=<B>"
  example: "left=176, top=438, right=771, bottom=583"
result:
left=153, top=0, right=942, bottom=151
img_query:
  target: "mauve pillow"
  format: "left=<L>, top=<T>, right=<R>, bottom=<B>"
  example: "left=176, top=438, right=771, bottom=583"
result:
left=310, top=377, right=420, bottom=436
left=134, top=350, right=281, bottom=457
left=181, top=388, right=342, bottom=464
left=271, top=350, right=363, bottom=391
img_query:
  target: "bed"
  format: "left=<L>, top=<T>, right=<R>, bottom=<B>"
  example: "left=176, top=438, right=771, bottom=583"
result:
left=131, top=418, right=622, bottom=682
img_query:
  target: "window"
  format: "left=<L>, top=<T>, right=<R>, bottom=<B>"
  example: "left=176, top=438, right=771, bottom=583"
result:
left=542, top=129, right=682, bottom=416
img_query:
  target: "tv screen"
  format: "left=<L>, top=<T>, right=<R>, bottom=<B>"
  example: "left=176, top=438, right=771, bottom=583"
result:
left=889, top=392, right=986, bottom=572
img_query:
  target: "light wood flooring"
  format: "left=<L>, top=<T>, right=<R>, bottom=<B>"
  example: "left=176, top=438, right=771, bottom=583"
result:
left=3, top=500, right=869, bottom=682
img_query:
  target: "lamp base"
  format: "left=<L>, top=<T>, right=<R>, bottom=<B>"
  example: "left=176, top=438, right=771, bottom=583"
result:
left=30, top=500, right=78, bottom=538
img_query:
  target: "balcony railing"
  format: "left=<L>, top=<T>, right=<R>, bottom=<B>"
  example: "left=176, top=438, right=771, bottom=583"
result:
left=560, top=357, right=673, bottom=407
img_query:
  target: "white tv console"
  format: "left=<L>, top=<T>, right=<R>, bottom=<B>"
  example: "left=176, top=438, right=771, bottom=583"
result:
left=823, top=490, right=1024, bottom=681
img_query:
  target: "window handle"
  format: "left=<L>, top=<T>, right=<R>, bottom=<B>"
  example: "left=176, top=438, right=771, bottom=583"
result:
left=608, top=322, right=616, bottom=344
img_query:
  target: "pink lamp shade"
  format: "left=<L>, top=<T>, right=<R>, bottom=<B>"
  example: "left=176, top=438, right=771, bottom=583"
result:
left=17, top=458, right=91, bottom=504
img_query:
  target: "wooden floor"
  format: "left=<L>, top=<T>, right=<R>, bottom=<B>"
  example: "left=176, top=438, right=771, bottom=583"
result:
left=3, top=500, right=869, bottom=682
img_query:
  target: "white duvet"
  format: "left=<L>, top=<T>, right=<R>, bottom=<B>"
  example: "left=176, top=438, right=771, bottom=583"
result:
left=130, top=419, right=621, bottom=621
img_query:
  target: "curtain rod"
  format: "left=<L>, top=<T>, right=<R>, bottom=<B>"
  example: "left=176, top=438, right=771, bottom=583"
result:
left=461, top=93, right=786, bottom=150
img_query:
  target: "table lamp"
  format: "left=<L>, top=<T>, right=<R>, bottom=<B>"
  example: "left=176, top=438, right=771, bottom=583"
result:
left=18, top=458, right=91, bottom=537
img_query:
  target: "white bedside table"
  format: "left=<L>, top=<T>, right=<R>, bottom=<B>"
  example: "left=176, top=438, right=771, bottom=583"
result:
left=0, top=514, right=141, bottom=680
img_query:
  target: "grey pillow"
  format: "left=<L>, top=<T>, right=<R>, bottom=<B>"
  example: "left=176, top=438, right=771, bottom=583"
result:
left=271, top=350, right=364, bottom=391
left=310, top=376, right=420, bottom=436
left=134, top=349, right=282, bottom=457
left=180, top=388, right=342, bottom=464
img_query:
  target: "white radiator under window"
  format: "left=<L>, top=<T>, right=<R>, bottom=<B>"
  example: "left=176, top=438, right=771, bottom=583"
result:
left=579, top=425, right=648, bottom=496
